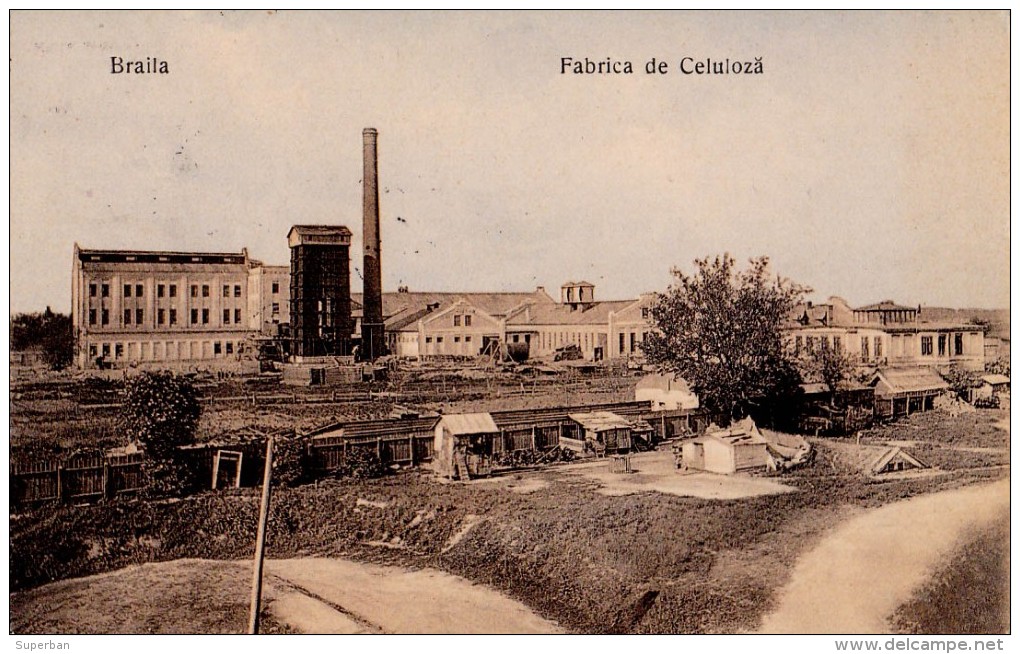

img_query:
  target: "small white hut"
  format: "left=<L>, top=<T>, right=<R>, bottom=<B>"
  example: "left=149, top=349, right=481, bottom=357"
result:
left=433, top=413, right=501, bottom=480
left=681, top=418, right=769, bottom=474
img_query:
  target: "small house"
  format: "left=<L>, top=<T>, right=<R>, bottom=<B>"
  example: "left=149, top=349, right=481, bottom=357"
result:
left=564, top=411, right=635, bottom=456
left=681, top=418, right=769, bottom=474
left=635, top=373, right=699, bottom=411
left=433, top=413, right=501, bottom=480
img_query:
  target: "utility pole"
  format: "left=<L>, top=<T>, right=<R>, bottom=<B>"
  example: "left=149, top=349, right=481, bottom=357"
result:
left=247, top=435, right=275, bottom=634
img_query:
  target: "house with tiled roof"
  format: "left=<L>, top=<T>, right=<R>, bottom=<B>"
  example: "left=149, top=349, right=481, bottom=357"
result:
left=786, top=296, right=985, bottom=373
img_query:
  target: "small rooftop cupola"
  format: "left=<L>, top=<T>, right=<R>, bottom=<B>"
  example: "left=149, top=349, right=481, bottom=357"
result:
left=561, top=280, right=595, bottom=310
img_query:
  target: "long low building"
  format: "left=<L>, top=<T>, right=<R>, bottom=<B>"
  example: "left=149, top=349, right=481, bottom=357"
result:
left=357, top=280, right=657, bottom=362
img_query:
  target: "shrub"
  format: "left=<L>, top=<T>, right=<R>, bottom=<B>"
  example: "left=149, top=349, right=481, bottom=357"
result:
left=332, top=447, right=385, bottom=480
left=121, top=372, right=201, bottom=461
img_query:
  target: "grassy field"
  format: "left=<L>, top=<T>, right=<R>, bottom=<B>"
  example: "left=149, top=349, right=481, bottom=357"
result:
left=9, top=369, right=1010, bottom=633
left=10, top=367, right=635, bottom=452
left=891, top=508, right=1010, bottom=634
left=9, top=559, right=295, bottom=634
left=10, top=406, right=1009, bottom=634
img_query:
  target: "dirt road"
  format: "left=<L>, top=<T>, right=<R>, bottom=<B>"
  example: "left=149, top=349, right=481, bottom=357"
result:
left=758, top=478, right=1010, bottom=634
left=267, top=558, right=563, bottom=634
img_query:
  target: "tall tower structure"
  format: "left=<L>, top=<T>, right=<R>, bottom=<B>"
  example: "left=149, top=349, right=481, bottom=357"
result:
left=360, top=127, right=386, bottom=360
left=288, top=225, right=354, bottom=359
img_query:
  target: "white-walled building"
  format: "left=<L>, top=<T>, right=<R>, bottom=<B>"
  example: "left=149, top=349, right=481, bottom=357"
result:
left=787, top=296, right=985, bottom=372
left=71, top=244, right=285, bottom=369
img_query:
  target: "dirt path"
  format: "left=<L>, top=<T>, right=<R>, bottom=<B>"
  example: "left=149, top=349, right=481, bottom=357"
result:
left=758, top=478, right=1010, bottom=634
left=266, top=558, right=563, bottom=634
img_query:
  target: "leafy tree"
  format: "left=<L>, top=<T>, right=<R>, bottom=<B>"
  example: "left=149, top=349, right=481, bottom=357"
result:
left=121, top=371, right=202, bottom=460
left=941, top=364, right=982, bottom=399
left=10, top=307, right=73, bottom=370
left=642, top=254, right=806, bottom=420
left=798, top=343, right=857, bottom=403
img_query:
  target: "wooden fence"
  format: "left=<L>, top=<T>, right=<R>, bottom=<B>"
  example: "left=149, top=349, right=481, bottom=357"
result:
left=308, top=430, right=436, bottom=473
left=10, top=452, right=145, bottom=507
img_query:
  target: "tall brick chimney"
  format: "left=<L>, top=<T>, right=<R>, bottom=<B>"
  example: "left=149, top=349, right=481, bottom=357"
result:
left=361, top=127, right=385, bottom=360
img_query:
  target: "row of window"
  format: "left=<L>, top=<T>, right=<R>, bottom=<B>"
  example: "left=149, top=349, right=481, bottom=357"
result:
left=795, top=334, right=845, bottom=355
left=795, top=333, right=967, bottom=359
left=88, top=307, right=246, bottom=327
left=920, top=334, right=965, bottom=357
left=425, top=335, right=473, bottom=344
left=87, top=339, right=243, bottom=361
left=88, top=282, right=250, bottom=300
left=452, top=314, right=473, bottom=327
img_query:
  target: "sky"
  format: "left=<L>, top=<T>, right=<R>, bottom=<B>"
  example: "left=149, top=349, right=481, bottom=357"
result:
left=8, top=10, right=1010, bottom=314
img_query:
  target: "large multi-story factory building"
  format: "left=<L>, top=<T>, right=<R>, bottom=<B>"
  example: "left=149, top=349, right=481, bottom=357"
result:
left=71, top=244, right=289, bottom=369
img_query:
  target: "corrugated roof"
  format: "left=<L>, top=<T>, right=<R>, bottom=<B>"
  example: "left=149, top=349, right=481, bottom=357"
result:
left=440, top=412, right=499, bottom=435
left=873, top=367, right=949, bottom=394
left=568, top=411, right=633, bottom=431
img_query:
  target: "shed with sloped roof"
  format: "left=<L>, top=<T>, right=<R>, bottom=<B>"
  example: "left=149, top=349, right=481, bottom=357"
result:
left=871, top=367, right=948, bottom=417
left=433, top=412, right=502, bottom=480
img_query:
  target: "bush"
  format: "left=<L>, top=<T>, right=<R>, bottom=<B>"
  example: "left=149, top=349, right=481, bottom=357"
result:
left=142, top=457, right=201, bottom=499
left=271, top=436, right=309, bottom=487
left=332, top=447, right=385, bottom=480
left=121, top=372, right=201, bottom=460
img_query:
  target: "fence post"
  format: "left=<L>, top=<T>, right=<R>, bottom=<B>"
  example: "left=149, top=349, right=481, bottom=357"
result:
left=531, top=426, right=537, bottom=451
left=56, top=461, right=63, bottom=502
left=409, top=434, right=415, bottom=466
left=377, top=437, right=383, bottom=463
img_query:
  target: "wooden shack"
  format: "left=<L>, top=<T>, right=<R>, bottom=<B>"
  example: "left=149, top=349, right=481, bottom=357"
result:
left=980, top=374, right=1010, bottom=396
left=681, top=418, right=769, bottom=474
left=871, top=368, right=949, bottom=418
left=564, top=411, right=635, bottom=457
left=433, top=413, right=501, bottom=480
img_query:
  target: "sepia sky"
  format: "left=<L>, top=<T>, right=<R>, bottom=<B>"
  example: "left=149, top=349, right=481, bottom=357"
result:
left=9, top=10, right=1010, bottom=314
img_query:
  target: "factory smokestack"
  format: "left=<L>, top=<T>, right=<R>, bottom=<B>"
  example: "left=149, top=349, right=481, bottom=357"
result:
left=361, top=127, right=385, bottom=360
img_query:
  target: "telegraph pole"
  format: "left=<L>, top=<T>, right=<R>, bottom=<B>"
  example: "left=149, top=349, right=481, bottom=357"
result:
left=247, top=435, right=275, bottom=634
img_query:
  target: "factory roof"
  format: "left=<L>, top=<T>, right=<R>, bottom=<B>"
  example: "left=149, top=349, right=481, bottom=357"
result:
left=353, top=289, right=555, bottom=323
left=507, top=299, right=639, bottom=326
left=75, top=246, right=248, bottom=266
